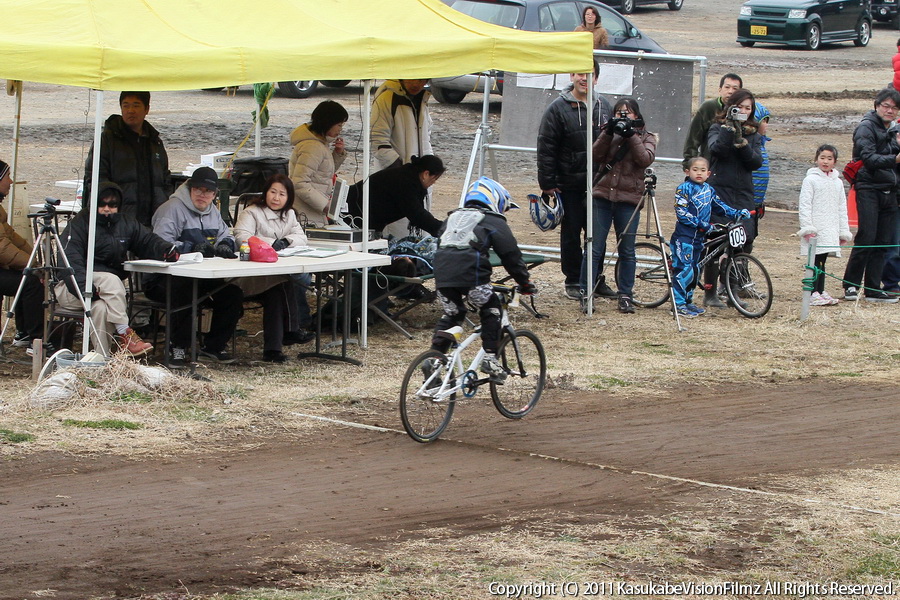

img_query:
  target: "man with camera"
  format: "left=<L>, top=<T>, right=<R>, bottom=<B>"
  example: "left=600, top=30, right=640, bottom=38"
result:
left=682, top=73, right=743, bottom=170
left=537, top=59, right=612, bottom=300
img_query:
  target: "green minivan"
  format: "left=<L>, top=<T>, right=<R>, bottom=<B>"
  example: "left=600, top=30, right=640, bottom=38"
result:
left=736, top=0, right=872, bottom=50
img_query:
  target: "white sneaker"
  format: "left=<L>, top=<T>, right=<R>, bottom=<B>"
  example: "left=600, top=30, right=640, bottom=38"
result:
left=820, top=291, right=839, bottom=305
left=480, top=353, right=506, bottom=379
left=810, top=292, right=831, bottom=306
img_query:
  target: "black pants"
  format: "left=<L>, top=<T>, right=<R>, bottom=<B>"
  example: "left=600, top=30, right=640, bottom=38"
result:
left=813, top=254, right=828, bottom=294
left=431, top=286, right=501, bottom=354
left=145, top=276, right=243, bottom=352
left=843, top=188, right=898, bottom=293
left=256, top=281, right=299, bottom=352
left=0, top=267, right=44, bottom=339
left=559, top=189, right=588, bottom=286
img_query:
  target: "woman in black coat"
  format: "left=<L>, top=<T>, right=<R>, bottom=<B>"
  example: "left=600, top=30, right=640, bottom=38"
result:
left=703, top=89, right=763, bottom=308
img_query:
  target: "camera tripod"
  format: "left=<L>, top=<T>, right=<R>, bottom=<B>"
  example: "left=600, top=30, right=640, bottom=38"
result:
left=582, top=168, right=683, bottom=331
left=0, top=197, right=102, bottom=362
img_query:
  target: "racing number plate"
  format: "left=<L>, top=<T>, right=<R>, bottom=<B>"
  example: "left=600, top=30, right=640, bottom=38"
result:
left=750, top=25, right=767, bottom=36
left=729, top=224, right=748, bottom=248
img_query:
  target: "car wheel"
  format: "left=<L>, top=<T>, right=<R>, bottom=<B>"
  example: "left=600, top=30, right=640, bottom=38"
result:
left=667, top=0, right=683, bottom=10
left=739, top=40, right=755, bottom=47
left=620, top=0, right=635, bottom=14
left=804, top=22, right=821, bottom=50
left=277, top=80, right=319, bottom=98
left=430, top=86, right=468, bottom=104
left=854, top=20, right=871, bottom=46
left=321, top=80, right=351, bottom=88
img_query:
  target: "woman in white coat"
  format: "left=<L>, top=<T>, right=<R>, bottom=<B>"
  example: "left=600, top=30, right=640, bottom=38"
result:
left=288, top=101, right=348, bottom=227
left=797, top=144, right=853, bottom=305
left=234, top=174, right=312, bottom=362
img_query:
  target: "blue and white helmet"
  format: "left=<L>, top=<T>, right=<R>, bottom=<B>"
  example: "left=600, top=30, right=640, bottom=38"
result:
left=464, top=177, right=518, bottom=214
left=527, top=191, right=564, bottom=231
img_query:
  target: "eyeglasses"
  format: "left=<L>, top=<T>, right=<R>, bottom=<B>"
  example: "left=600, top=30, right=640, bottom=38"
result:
left=879, top=102, right=899, bottom=112
left=192, top=187, right=216, bottom=197
left=97, top=199, right=119, bottom=208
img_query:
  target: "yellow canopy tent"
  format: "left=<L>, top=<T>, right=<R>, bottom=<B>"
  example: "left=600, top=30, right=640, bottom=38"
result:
left=0, top=0, right=593, bottom=356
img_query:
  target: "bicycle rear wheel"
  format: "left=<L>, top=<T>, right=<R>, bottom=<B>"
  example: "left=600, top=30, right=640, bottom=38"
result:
left=491, top=329, right=546, bottom=419
left=399, top=350, right=456, bottom=442
left=724, top=253, right=773, bottom=318
left=622, top=242, right=670, bottom=308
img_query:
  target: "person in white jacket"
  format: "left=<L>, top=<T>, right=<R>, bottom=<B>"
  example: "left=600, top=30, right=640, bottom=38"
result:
left=798, top=144, right=853, bottom=306
left=371, top=79, right=433, bottom=239
left=289, top=101, right=348, bottom=227
left=234, top=174, right=313, bottom=362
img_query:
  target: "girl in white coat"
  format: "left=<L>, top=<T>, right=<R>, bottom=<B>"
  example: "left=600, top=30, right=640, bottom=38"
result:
left=234, top=174, right=312, bottom=362
left=798, top=144, right=853, bottom=305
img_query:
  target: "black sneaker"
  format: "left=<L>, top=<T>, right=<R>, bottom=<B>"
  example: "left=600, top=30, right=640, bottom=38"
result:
left=283, top=329, right=315, bottom=345
left=199, top=347, right=236, bottom=364
left=864, top=290, right=900, bottom=304
left=564, top=284, right=582, bottom=300
left=843, top=286, right=859, bottom=300
left=12, top=332, right=33, bottom=348
left=262, top=350, right=288, bottom=363
left=169, top=346, right=187, bottom=367
left=617, top=295, right=635, bottom=314
left=594, top=276, right=617, bottom=298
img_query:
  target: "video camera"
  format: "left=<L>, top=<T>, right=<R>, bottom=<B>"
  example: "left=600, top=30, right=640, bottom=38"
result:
left=27, top=196, right=62, bottom=220
left=643, top=167, right=657, bottom=189
left=727, top=105, right=748, bottom=122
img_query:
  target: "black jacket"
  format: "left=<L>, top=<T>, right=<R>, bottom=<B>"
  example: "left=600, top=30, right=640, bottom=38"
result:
left=83, top=114, right=171, bottom=226
left=346, top=164, right=443, bottom=236
left=60, top=207, right=172, bottom=293
left=537, top=88, right=612, bottom=192
left=433, top=208, right=530, bottom=289
left=707, top=123, right=763, bottom=212
left=853, top=110, right=899, bottom=192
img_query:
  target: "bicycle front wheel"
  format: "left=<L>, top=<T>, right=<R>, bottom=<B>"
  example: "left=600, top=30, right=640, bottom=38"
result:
left=725, top=253, right=773, bottom=318
left=491, top=329, right=546, bottom=419
left=624, top=242, right=670, bottom=308
left=399, top=350, right=456, bottom=442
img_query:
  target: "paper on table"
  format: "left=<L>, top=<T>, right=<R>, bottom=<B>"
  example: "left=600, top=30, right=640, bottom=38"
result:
left=276, top=246, right=348, bottom=258
left=127, top=252, right=204, bottom=267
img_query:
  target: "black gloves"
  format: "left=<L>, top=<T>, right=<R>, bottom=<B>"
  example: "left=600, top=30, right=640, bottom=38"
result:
left=215, top=242, right=236, bottom=259
left=756, top=203, right=765, bottom=219
left=271, top=238, right=291, bottom=251
left=519, top=281, right=538, bottom=296
left=162, top=248, right=180, bottom=262
left=193, top=241, right=215, bottom=258
left=603, top=119, right=616, bottom=135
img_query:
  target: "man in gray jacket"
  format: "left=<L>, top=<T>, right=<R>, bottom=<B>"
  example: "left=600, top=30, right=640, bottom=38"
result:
left=145, top=167, right=244, bottom=365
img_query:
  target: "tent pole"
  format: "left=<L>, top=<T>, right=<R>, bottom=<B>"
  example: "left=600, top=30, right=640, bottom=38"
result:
left=83, top=89, right=104, bottom=355
left=7, top=81, right=22, bottom=227
left=458, top=72, right=494, bottom=207
left=360, top=79, right=373, bottom=349
left=254, top=104, right=262, bottom=156
left=585, top=69, right=594, bottom=316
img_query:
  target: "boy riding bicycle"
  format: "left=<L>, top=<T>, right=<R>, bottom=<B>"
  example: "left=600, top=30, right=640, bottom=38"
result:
left=431, top=177, right=536, bottom=377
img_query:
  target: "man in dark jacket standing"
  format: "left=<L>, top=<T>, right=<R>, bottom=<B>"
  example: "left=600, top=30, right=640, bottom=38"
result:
left=83, top=92, right=171, bottom=227
left=537, top=60, right=612, bottom=299
left=843, top=88, right=900, bottom=303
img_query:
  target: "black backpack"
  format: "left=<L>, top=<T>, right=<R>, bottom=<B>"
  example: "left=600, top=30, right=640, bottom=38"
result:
left=228, top=156, right=288, bottom=196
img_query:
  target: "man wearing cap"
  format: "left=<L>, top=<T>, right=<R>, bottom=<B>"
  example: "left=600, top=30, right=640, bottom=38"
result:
left=0, top=159, right=45, bottom=350
left=83, top=91, right=171, bottom=226
left=145, top=167, right=243, bottom=365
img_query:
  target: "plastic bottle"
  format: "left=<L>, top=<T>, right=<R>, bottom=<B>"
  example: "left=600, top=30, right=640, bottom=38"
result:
left=239, top=241, right=250, bottom=261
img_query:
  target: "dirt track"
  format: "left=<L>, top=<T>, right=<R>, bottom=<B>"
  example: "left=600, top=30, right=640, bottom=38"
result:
left=2, top=380, right=898, bottom=599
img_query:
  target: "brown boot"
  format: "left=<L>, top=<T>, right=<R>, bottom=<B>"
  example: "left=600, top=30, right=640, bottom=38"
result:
left=118, top=328, right=153, bottom=357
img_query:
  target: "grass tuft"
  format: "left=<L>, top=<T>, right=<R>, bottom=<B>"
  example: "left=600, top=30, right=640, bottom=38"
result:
left=0, top=429, right=35, bottom=443
left=61, top=418, right=143, bottom=430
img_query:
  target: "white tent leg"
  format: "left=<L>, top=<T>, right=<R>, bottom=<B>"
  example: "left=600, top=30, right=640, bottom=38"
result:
left=584, top=71, right=594, bottom=316
left=360, top=79, right=373, bottom=349
left=7, top=81, right=22, bottom=226
left=83, top=90, right=104, bottom=356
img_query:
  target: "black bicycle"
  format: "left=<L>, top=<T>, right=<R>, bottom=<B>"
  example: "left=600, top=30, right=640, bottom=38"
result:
left=620, top=215, right=773, bottom=318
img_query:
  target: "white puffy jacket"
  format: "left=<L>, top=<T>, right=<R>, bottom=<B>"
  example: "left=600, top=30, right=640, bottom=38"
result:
left=233, top=203, right=308, bottom=248
left=798, top=166, right=853, bottom=257
left=370, top=80, right=433, bottom=172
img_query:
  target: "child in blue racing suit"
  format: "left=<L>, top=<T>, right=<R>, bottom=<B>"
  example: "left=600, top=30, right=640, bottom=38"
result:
left=670, top=157, right=750, bottom=318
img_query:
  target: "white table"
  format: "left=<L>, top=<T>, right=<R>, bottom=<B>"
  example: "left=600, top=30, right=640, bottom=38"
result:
left=125, top=251, right=390, bottom=368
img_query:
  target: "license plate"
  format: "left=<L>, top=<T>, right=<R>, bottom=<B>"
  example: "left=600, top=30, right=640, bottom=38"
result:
left=750, top=25, right=767, bottom=36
